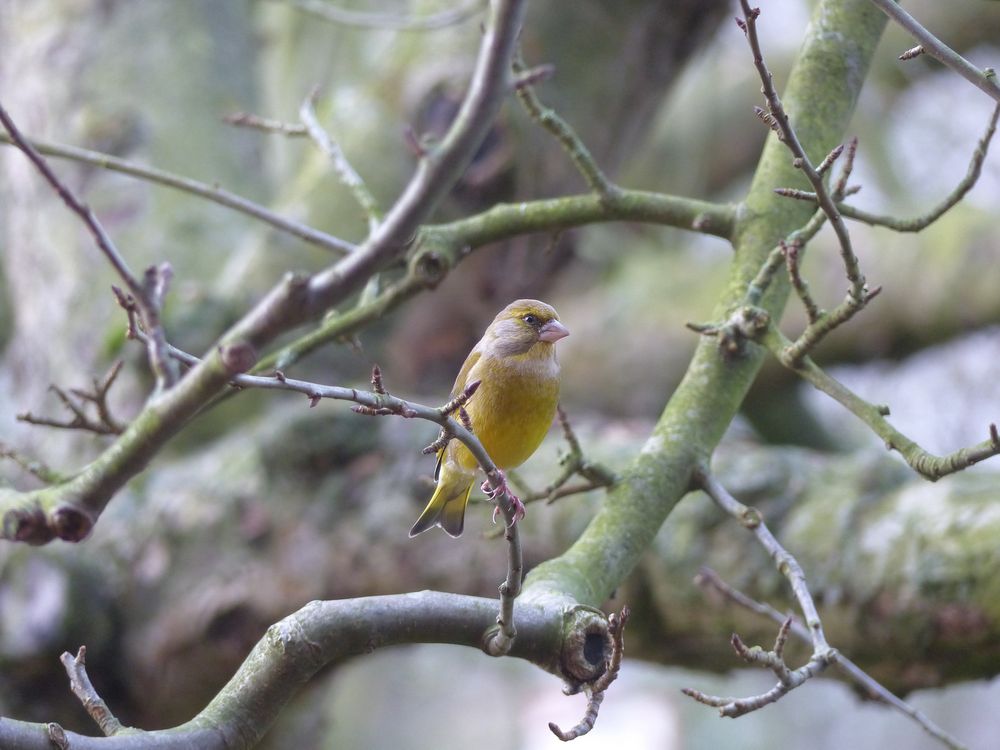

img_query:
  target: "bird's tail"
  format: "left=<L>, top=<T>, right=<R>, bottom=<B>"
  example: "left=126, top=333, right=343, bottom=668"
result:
left=409, top=468, right=475, bottom=538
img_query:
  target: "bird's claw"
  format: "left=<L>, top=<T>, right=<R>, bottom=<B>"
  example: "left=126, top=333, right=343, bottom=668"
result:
left=483, top=472, right=526, bottom=526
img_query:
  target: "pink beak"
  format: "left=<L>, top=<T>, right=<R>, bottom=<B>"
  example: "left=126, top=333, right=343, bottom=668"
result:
left=538, top=319, right=570, bottom=343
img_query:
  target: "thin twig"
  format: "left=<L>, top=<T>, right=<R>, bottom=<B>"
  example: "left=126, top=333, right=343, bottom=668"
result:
left=16, top=362, right=125, bottom=436
left=0, top=130, right=356, bottom=255
left=0, top=442, right=67, bottom=485
left=60, top=646, right=126, bottom=736
left=0, top=103, right=178, bottom=391
left=695, top=568, right=969, bottom=750
left=838, top=102, right=1000, bottom=232
left=743, top=207, right=827, bottom=307
left=299, top=88, right=381, bottom=233
left=684, top=467, right=836, bottom=717
left=781, top=240, right=821, bottom=323
left=762, top=325, right=1000, bottom=479
left=223, top=111, right=308, bottom=136
left=739, top=2, right=875, bottom=365
left=267, top=0, right=486, bottom=31
left=512, top=48, right=617, bottom=200
left=867, top=0, right=1000, bottom=104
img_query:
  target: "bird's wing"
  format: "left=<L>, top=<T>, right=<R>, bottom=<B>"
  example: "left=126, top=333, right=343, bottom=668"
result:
left=435, top=343, right=485, bottom=480
left=450, top=343, right=483, bottom=398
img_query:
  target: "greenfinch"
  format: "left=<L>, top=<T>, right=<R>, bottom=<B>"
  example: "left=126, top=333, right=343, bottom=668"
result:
left=409, top=299, right=569, bottom=537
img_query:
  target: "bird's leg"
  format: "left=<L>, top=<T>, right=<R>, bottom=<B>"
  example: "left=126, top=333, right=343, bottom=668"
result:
left=483, top=470, right=526, bottom=525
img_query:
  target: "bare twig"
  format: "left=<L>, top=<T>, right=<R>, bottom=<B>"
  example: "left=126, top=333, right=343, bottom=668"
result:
left=0, top=442, right=66, bottom=485
left=743, top=208, right=827, bottom=307
left=0, top=103, right=178, bottom=391
left=299, top=88, right=381, bottom=233
left=762, top=325, right=1000, bottom=479
left=867, top=0, right=1000, bottom=104
left=542, top=407, right=618, bottom=499
left=16, top=362, right=125, bottom=436
left=684, top=467, right=835, bottom=717
left=781, top=240, right=821, bottom=323
left=838, top=103, right=1000, bottom=232
left=267, top=0, right=486, bottom=31
left=0, top=129, right=356, bottom=254
left=512, top=48, right=617, bottom=199
left=223, top=111, right=307, bottom=136
left=549, top=605, right=630, bottom=741
left=60, top=646, right=126, bottom=737
left=694, top=568, right=970, bottom=750
left=739, top=2, right=876, bottom=365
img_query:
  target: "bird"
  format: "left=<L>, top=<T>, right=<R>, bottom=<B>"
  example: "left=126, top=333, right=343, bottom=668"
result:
left=409, top=299, right=569, bottom=538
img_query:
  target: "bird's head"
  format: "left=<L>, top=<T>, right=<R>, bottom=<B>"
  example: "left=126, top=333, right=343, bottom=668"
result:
left=485, top=299, right=569, bottom=357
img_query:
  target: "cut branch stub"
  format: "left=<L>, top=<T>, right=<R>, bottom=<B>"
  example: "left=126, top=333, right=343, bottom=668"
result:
left=558, top=606, right=615, bottom=687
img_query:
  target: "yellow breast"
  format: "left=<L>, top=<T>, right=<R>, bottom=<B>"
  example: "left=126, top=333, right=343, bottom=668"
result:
left=452, top=349, right=560, bottom=471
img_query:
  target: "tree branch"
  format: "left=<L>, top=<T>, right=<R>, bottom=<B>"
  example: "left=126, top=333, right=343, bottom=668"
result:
left=761, top=323, right=1000, bottom=479
left=0, top=130, right=357, bottom=255
left=684, top=468, right=835, bottom=717
left=0, top=105, right=178, bottom=391
left=0, top=592, right=611, bottom=750
left=0, top=0, right=529, bottom=546
left=299, top=88, right=381, bottom=233
left=695, top=567, right=970, bottom=750
left=519, top=0, right=887, bottom=614
left=266, top=0, right=486, bottom=31
left=867, top=0, right=1000, bottom=104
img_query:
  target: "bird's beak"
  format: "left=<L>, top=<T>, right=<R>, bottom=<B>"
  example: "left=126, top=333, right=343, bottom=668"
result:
left=538, top=319, right=570, bottom=343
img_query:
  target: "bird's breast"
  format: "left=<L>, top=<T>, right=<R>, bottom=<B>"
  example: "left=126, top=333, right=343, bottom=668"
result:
left=458, top=357, right=560, bottom=471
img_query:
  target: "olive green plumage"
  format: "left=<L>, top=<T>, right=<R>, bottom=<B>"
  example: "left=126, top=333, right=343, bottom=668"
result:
left=409, top=300, right=569, bottom=537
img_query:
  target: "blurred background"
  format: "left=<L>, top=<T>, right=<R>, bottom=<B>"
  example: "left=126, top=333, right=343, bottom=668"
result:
left=1, top=0, right=1000, bottom=747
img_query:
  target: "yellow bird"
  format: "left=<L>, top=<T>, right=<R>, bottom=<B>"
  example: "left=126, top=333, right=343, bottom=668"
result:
left=409, top=299, right=569, bottom=537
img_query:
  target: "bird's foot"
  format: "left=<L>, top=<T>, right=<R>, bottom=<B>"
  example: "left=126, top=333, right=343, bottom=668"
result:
left=483, top=471, right=526, bottom=526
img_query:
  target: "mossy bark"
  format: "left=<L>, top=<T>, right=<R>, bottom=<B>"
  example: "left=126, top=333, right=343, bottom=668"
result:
left=522, top=0, right=889, bottom=608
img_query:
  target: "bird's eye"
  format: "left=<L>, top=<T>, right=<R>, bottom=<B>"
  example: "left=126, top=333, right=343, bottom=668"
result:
left=523, top=314, right=539, bottom=326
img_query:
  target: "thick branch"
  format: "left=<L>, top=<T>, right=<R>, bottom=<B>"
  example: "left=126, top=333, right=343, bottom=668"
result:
left=520, top=0, right=887, bottom=609
left=0, top=592, right=606, bottom=750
